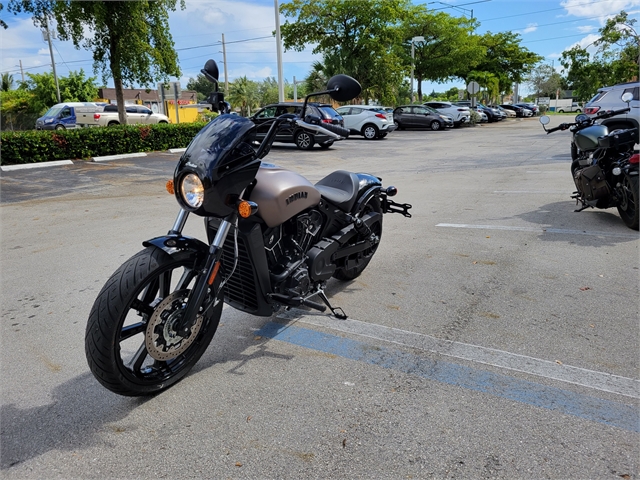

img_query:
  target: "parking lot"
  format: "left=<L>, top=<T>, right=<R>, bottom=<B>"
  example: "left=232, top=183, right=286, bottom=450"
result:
left=1, top=118, right=638, bottom=479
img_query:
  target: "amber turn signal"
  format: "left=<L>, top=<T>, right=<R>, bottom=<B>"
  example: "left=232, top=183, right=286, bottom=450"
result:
left=166, top=179, right=175, bottom=195
left=237, top=200, right=258, bottom=218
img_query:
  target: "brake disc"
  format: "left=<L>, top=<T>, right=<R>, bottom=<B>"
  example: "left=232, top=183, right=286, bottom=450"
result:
left=145, top=290, right=204, bottom=361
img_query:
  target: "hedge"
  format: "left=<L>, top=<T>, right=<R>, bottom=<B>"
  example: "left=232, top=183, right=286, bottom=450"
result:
left=0, top=122, right=208, bottom=166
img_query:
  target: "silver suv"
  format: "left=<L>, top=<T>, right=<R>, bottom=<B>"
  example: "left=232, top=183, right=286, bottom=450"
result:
left=584, top=81, right=639, bottom=142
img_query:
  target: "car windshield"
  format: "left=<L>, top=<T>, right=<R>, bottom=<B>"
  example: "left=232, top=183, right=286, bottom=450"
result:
left=423, top=106, right=439, bottom=115
left=43, top=106, right=63, bottom=117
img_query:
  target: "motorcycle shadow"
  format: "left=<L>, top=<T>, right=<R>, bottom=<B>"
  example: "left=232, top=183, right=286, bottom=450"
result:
left=516, top=201, right=639, bottom=246
left=0, top=372, right=148, bottom=471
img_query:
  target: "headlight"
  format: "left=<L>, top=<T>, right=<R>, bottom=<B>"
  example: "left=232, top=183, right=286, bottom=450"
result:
left=180, top=173, right=204, bottom=209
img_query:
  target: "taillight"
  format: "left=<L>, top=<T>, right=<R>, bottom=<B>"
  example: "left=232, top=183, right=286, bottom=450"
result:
left=584, top=107, right=600, bottom=115
left=94, top=113, right=100, bottom=119
left=375, top=113, right=386, bottom=119
left=630, top=154, right=639, bottom=164
left=322, top=118, right=332, bottom=124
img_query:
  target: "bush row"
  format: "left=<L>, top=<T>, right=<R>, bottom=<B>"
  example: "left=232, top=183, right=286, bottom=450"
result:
left=0, top=122, right=208, bottom=166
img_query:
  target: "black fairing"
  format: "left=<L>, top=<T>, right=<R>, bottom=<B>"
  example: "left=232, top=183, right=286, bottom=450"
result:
left=174, top=115, right=260, bottom=217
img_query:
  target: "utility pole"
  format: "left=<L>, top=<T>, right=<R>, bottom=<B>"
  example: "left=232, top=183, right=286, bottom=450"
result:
left=274, top=0, right=285, bottom=102
left=44, top=17, right=61, bottom=103
left=19, top=60, right=25, bottom=83
left=221, top=34, right=229, bottom=94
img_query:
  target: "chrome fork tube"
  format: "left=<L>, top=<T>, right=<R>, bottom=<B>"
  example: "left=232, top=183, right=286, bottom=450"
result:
left=168, top=209, right=190, bottom=235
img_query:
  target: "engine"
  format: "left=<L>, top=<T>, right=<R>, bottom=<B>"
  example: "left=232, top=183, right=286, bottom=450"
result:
left=263, top=210, right=323, bottom=297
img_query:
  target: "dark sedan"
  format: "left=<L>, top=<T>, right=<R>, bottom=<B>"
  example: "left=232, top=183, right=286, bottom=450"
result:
left=392, top=105, right=446, bottom=131
left=500, top=104, right=526, bottom=117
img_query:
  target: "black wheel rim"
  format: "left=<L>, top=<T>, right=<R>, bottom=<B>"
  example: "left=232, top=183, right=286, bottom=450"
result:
left=115, top=260, right=215, bottom=385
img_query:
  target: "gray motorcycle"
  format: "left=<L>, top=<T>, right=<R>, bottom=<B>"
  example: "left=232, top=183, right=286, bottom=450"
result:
left=85, top=59, right=412, bottom=396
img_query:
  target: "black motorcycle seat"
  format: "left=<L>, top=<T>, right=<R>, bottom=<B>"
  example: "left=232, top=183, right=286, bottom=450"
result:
left=315, top=170, right=360, bottom=211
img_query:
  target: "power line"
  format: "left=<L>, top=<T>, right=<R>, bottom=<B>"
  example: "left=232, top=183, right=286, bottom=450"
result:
left=478, top=0, right=615, bottom=22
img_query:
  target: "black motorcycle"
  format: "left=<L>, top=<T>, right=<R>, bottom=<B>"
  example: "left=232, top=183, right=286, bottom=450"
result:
left=539, top=99, right=639, bottom=230
left=85, top=60, right=412, bottom=396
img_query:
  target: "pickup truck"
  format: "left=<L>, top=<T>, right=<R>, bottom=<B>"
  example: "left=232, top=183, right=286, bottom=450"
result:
left=93, top=104, right=170, bottom=126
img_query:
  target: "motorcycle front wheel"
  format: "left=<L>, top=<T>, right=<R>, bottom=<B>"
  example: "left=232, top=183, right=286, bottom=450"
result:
left=85, top=247, right=223, bottom=396
left=616, top=173, right=639, bottom=230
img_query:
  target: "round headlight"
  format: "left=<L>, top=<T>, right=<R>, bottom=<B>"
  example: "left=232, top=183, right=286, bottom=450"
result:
left=180, top=173, right=204, bottom=209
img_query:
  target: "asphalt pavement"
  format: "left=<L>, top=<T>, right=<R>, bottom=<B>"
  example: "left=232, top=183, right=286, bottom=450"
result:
left=1, top=118, right=638, bottom=479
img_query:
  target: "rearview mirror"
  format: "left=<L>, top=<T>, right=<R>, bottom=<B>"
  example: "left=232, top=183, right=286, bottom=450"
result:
left=622, top=92, right=633, bottom=104
left=539, top=115, right=550, bottom=125
left=326, top=75, right=362, bottom=102
left=201, top=59, right=220, bottom=85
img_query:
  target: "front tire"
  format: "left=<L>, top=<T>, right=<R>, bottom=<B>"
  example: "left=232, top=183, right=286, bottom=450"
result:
left=333, top=198, right=383, bottom=281
left=85, top=247, right=223, bottom=396
left=295, top=130, right=315, bottom=150
left=430, top=120, right=441, bottom=131
left=617, top=173, right=639, bottom=230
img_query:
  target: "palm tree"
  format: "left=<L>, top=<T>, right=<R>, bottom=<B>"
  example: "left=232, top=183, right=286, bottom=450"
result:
left=227, top=76, right=258, bottom=116
left=1, top=72, right=14, bottom=91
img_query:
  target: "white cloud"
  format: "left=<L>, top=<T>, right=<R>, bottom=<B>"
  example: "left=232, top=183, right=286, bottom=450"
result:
left=576, top=25, right=596, bottom=33
left=517, top=23, right=538, bottom=34
left=561, top=0, right=640, bottom=23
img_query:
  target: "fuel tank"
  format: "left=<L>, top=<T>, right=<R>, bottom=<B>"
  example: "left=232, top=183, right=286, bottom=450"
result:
left=248, top=163, right=321, bottom=227
left=574, top=124, right=608, bottom=152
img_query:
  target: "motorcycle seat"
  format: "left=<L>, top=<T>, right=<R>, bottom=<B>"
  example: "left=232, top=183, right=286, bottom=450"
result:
left=315, top=170, right=360, bottom=211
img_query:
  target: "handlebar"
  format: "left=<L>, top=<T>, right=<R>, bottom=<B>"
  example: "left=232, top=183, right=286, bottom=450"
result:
left=597, top=106, right=631, bottom=119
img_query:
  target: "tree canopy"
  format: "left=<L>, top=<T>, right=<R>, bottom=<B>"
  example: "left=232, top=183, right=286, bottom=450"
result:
left=8, top=0, right=184, bottom=124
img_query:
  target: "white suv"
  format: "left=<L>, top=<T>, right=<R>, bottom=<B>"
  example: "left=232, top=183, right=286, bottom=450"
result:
left=423, top=101, right=470, bottom=127
left=335, top=105, right=397, bottom=139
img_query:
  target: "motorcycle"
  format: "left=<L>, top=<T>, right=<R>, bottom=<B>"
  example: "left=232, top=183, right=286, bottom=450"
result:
left=539, top=93, right=639, bottom=230
left=85, top=60, right=412, bottom=396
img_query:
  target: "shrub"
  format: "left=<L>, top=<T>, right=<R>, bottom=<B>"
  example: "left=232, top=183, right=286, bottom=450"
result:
left=0, top=122, right=207, bottom=165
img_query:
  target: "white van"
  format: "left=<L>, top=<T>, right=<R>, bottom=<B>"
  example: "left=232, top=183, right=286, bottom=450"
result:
left=35, top=102, right=101, bottom=130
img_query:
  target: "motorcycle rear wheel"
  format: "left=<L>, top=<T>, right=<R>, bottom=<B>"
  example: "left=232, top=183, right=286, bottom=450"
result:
left=616, top=173, right=639, bottom=230
left=85, top=247, right=223, bottom=396
left=333, top=198, right=383, bottom=281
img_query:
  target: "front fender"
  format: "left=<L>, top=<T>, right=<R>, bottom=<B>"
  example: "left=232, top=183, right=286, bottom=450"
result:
left=143, top=234, right=209, bottom=258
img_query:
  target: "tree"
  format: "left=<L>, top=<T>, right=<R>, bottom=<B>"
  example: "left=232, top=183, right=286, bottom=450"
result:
left=19, top=69, right=97, bottom=113
left=0, top=89, right=39, bottom=130
left=187, top=73, right=216, bottom=102
left=527, top=63, right=564, bottom=99
left=227, top=76, right=259, bottom=116
left=0, top=2, right=8, bottom=28
left=1, top=72, right=14, bottom=91
left=9, top=0, right=184, bottom=125
left=280, top=0, right=410, bottom=104
left=403, top=7, right=484, bottom=102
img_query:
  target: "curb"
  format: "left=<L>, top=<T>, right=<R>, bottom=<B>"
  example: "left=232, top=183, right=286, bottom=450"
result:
left=1, top=149, right=184, bottom=172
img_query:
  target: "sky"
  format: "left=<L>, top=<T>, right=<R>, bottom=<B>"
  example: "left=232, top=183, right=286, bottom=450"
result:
left=1, top=0, right=639, bottom=98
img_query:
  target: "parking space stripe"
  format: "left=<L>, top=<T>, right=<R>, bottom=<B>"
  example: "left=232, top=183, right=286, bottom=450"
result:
left=257, top=321, right=639, bottom=432
left=436, top=223, right=640, bottom=239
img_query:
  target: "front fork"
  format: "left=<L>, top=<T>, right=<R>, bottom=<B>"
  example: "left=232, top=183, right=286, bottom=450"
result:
left=169, top=209, right=235, bottom=338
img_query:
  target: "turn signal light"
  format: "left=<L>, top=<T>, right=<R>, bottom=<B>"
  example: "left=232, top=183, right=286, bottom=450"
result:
left=630, top=154, right=639, bottom=165
left=237, top=200, right=258, bottom=218
left=166, top=179, right=175, bottom=194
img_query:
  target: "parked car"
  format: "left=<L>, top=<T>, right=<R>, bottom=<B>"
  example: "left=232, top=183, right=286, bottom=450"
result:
left=392, top=105, right=447, bottom=131
left=500, top=104, right=527, bottom=117
left=476, top=103, right=503, bottom=122
left=584, top=81, right=639, bottom=143
left=92, top=104, right=170, bottom=127
left=423, top=101, right=470, bottom=127
left=335, top=105, right=397, bottom=139
left=514, top=103, right=539, bottom=115
left=250, top=102, right=344, bottom=150
left=35, top=102, right=101, bottom=130
left=489, top=105, right=515, bottom=118
left=473, top=107, right=488, bottom=123
left=423, top=105, right=454, bottom=128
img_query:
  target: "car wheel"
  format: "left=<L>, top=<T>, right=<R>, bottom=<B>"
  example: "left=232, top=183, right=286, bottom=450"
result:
left=575, top=109, right=581, bottom=113
left=394, top=120, right=404, bottom=131
left=319, top=141, right=333, bottom=149
left=107, top=121, right=120, bottom=126
left=558, top=109, right=565, bottom=113
left=295, top=130, right=315, bottom=150
left=55, top=125, right=65, bottom=130
left=362, top=124, right=379, bottom=140
left=430, top=120, right=441, bottom=131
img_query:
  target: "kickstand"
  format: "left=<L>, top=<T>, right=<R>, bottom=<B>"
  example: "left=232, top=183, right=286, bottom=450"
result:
left=316, top=290, right=348, bottom=319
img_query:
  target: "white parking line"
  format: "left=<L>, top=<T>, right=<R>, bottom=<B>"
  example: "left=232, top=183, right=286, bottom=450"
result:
left=92, top=152, right=147, bottom=162
left=436, top=223, right=640, bottom=239
left=1, top=160, right=73, bottom=171
left=277, top=309, right=639, bottom=399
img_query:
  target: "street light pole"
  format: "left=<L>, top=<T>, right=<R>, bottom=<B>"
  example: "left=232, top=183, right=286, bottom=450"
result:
left=274, top=0, right=285, bottom=102
left=44, top=17, right=61, bottom=103
left=410, top=36, right=424, bottom=104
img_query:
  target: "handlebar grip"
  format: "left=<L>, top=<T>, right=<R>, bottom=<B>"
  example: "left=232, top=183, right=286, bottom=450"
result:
left=321, top=123, right=350, bottom=138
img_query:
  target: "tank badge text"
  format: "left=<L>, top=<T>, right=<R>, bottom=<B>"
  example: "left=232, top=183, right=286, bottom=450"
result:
left=286, top=191, right=308, bottom=205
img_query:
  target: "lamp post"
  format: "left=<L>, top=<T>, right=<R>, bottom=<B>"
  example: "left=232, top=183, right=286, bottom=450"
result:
left=410, top=36, right=424, bottom=104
